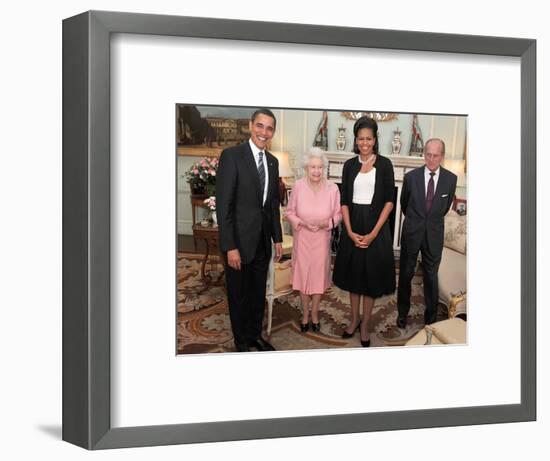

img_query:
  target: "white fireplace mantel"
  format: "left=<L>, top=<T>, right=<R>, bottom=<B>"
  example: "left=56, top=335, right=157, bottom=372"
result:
left=325, top=152, right=425, bottom=184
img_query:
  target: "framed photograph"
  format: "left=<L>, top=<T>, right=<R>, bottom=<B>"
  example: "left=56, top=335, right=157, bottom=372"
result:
left=177, top=104, right=468, bottom=354
left=453, top=198, right=468, bottom=215
left=327, top=160, right=345, bottom=180
left=63, top=10, right=536, bottom=449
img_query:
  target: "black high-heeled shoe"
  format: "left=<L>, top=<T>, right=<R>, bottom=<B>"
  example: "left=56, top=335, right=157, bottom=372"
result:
left=360, top=338, right=371, bottom=347
left=341, top=321, right=361, bottom=339
left=300, top=322, right=310, bottom=333
left=311, top=321, right=321, bottom=332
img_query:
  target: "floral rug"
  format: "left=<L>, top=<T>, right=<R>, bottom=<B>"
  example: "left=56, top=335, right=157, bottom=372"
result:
left=177, top=253, right=448, bottom=354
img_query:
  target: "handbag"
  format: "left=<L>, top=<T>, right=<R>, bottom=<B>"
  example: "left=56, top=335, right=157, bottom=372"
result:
left=330, top=218, right=341, bottom=254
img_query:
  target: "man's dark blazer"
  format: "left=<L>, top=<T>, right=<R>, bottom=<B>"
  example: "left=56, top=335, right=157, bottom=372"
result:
left=400, top=166, right=457, bottom=256
left=216, top=141, right=283, bottom=264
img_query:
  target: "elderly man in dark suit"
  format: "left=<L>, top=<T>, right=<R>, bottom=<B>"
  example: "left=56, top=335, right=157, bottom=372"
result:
left=397, top=138, right=457, bottom=327
left=216, top=108, right=283, bottom=352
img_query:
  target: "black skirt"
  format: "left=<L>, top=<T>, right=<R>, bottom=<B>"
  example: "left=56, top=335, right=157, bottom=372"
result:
left=332, top=204, right=396, bottom=297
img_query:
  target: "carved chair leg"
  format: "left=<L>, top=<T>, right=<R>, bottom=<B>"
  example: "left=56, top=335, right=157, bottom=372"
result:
left=266, top=296, right=274, bottom=336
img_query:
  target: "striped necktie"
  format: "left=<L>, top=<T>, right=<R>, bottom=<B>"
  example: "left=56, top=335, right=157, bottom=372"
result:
left=258, top=151, right=266, bottom=197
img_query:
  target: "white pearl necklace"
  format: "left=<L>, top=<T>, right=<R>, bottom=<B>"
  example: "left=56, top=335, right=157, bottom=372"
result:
left=358, top=154, right=375, bottom=164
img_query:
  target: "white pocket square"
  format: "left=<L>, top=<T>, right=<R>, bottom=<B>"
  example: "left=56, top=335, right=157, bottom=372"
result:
left=441, top=194, right=448, bottom=197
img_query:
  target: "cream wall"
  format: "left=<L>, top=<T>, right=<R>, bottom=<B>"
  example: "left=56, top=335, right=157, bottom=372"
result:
left=275, top=110, right=467, bottom=171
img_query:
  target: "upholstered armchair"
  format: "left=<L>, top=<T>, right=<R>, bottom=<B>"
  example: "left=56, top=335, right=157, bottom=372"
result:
left=265, top=213, right=294, bottom=336
left=439, top=209, right=467, bottom=319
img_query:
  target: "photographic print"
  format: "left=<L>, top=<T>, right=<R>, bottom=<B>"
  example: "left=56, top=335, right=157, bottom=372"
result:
left=177, top=104, right=468, bottom=354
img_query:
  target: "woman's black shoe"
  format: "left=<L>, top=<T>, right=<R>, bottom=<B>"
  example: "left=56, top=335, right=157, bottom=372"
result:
left=300, top=322, right=310, bottom=332
left=341, top=322, right=361, bottom=339
left=311, top=322, right=321, bottom=332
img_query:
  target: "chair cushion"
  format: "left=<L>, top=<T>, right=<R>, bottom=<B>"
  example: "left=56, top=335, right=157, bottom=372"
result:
left=444, top=209, right=467, bottom=255
left=281, top=235, right=293, bottom=255
left=428, top=318, right=467, bottom=344
left=274, top=260, right=292, bottom=293
left=405, top=318, right=467, bottom=346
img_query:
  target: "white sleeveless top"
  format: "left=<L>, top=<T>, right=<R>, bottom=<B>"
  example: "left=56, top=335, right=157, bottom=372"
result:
left=352, top=168, right=376, bottom=204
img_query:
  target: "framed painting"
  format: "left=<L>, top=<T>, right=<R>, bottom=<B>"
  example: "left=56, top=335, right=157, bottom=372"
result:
left=176, top=104, right=253, bottom=157
left=63, top=10, right=536, bottom=449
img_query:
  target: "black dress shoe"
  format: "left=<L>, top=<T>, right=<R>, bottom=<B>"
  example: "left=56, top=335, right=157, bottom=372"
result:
left=235, top=342, right=249, bottom=352
left=396, top=316, right=407, bottom=329
left=311, top=322, right=321, bottom=333
left=300, top=322, right=310, bottom=332
left=249, top=337, right=275, bottom=351
left=342, top=322, right=361, bottom=339
left=360, top=338, right=371, bottom=347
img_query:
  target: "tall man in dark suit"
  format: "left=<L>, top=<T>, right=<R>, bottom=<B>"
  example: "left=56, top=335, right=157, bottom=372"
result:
left=216, top=108, right=283, bottom=352
left=397, top=138, right=457, bottom=327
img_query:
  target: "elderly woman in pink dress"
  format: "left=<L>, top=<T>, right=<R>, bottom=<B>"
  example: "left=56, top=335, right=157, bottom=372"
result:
left=285, top=148, right=342, bottom=332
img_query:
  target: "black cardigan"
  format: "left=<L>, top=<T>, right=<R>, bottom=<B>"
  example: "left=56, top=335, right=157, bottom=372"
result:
left=340, top=154, right=395, bottom=232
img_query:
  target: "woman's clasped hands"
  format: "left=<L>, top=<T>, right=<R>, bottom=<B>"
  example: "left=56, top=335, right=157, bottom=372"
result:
left=349, top=230, right=377, bottom=248
left=300, top=219, right=329, bottom=232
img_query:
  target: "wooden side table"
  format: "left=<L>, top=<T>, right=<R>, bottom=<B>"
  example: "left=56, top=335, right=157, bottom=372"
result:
left=190, top=194, right=208, bottom=226
left=190, top=194, right=207, bottom=250
left=192, top=223, right=224, bottom=284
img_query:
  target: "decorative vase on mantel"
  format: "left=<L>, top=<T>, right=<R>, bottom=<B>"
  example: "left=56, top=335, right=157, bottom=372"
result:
left=336, top=126, right=347, bottom=151
left=391, top=127, right=402, bottom=155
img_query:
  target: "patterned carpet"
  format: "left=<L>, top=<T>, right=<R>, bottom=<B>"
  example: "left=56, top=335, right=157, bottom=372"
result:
left=177, top=253, right=448, bottom=354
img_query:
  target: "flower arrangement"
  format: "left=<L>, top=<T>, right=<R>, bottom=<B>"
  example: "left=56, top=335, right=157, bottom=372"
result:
left=203, top=196, right=217, bottom=226
left=203, top=196, right=216, bottom=212
left=184, top=157, right=219, bottom=194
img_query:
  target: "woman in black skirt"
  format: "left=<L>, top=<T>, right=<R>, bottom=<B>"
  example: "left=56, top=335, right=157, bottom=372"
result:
left=332, top=116, right=396, bottom=347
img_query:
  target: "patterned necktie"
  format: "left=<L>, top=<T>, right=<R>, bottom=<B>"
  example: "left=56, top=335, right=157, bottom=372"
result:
left=426, top=172, right=435, bottom=213
left=257, top=151, right=266, bottom=197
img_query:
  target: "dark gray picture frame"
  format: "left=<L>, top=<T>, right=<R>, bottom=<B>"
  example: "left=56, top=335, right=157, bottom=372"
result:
left=62, top=10, right=536, bottom=450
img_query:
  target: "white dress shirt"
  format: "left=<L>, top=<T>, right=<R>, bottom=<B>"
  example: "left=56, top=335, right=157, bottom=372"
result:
left=249, top=139, right=269, bottom=205
left=424, top=166, right=440, bottom=196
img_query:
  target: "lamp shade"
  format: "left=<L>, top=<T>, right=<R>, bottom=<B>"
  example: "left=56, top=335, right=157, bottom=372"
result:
left=443, top=159, right=466, bottom=187
left=271, top=151, right=293, bottom=177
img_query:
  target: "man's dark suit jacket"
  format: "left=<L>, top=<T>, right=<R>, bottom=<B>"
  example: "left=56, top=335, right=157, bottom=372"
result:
left=400, top=166, right=457, bottom=255
left=216, top=141, right=282, bottom=264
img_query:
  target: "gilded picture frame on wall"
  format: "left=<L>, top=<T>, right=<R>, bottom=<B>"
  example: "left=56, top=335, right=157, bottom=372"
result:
left=62, top=10, right=536, bottom=450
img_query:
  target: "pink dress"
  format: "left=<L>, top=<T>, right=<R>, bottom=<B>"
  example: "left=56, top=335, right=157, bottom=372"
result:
left=285, top=178, right=342, bottom=295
